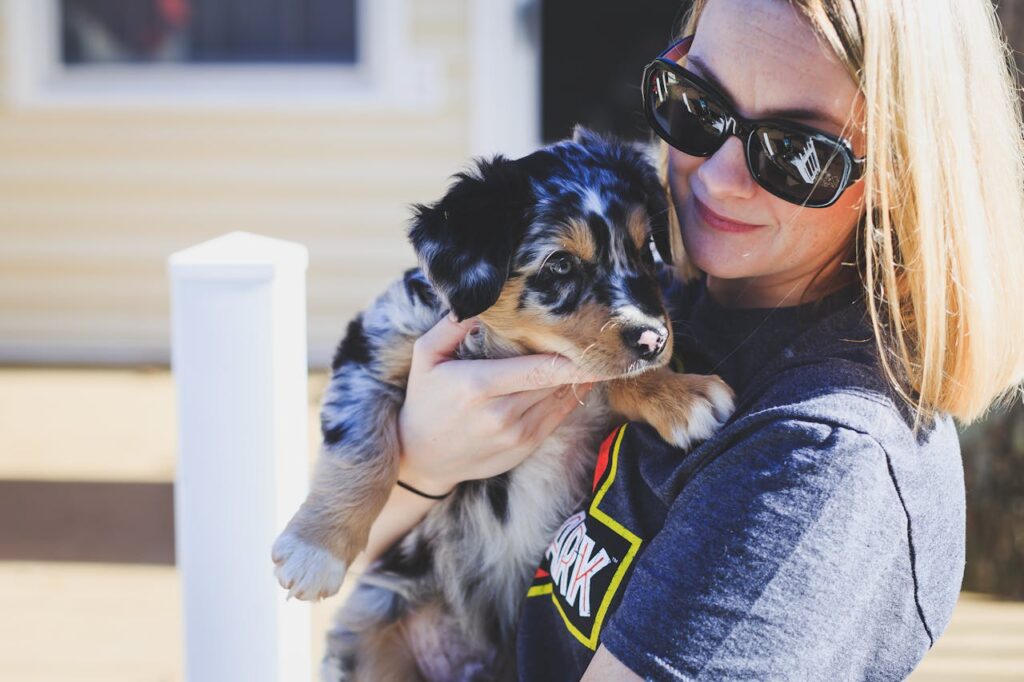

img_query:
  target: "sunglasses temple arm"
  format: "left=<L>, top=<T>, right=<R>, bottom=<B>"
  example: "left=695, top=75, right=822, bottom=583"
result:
left=661, top=35, right=694, bottom=62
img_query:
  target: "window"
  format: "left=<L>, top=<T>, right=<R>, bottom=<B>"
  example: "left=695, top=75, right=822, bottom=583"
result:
left=542, top=0, right=681, bottom=142
left=60, top=0, right=357, bottom=66
left=6, top=0, right=442, bottom=110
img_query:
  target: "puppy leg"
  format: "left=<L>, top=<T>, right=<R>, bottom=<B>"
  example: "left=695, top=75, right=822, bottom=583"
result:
left=272, top=390, right=404, bottom=601
left=273, top=271, right=439, bottom=601
left=607, top=367, right=735, bottom=449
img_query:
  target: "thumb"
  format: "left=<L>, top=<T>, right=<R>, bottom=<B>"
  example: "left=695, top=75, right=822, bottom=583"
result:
left=412, top=312, right=478, bottom=371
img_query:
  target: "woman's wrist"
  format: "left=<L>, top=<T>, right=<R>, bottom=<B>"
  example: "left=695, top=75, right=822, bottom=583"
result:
left=396, top=455, right=457, bottom=499
left=396, top=479, right=453, bottom=500
left=396, top=405, right=459, bottom=498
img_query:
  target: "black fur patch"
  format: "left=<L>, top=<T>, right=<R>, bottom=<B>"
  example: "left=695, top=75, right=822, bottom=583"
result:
left=586, top=212, right=611, bottom=261
left=637, top=169, right=673, bottom=265
left=550, top=281, right=585, bottom=316
left=525, top=264, right=589, bottom=316
left=402, top=267, right=437, bottom=307
left=321, top=417, right=349, bottom=446
left=376, top=535, right=433, bottom=579
left=605, top=199, right=626, bottom=228
left=624, top=275, right=664, bottom=318
left=331, top=315, right=371, bottom=372
left=591, top=278, right=612, bottom=306
left=484, top=472, right=511, bottom=524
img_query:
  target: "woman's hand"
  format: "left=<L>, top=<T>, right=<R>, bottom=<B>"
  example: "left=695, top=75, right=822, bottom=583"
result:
left=397, top=313, right=600, bottom=496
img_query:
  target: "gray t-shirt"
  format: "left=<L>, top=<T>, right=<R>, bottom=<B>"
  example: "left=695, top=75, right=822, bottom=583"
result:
left=515, top=272, right=965, bottom=681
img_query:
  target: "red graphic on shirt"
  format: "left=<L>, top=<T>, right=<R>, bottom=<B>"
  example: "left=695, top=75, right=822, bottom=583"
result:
left=591, top=428, right=615, bottom=492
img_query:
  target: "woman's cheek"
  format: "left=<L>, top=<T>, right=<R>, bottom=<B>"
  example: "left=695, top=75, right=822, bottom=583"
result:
left=667, top=153, right=761, bottom=279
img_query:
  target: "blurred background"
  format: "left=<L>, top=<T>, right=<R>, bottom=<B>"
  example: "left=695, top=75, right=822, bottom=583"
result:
left=0, top=0, right=1021, bottom=679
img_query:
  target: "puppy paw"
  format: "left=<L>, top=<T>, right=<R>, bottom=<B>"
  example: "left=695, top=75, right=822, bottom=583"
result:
left=653, top=374, right=735, bottom=449
left=272, top=531, right=348, bottom=601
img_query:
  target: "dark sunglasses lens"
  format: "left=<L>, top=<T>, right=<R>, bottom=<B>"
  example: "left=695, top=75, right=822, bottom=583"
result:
left=647, top=66, right=730, bottom=155
left=749, top=126, right=849, bottom=206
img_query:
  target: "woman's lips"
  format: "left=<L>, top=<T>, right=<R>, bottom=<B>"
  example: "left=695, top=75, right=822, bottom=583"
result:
left=694, top=196, right=764, bottom=233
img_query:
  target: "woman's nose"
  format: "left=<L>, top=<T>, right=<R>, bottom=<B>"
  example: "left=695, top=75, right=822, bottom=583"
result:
left=695, top=136, right=758, bottom=201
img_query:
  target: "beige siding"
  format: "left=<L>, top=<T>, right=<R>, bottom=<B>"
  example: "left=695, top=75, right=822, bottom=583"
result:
left=0, top=1, right=472, bottom=366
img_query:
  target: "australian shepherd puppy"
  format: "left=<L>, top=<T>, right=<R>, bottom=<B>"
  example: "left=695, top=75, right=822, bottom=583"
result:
left=272, top=127, right=734, bottom=681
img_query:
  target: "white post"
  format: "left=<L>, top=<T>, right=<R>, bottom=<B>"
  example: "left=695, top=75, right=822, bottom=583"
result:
left=169, top=232, right=311, bottom=682
left=469, top=0, right=542, bottom=158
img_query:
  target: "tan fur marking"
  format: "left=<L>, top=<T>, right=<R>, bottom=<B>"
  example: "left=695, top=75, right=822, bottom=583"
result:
left=627, top=205, right=649, bottom=250
left=480, top=278, right=672, bottom=378
left=479, top=277, right=574, bottom=356
left=377, top=334, right=416, bottom=388
left=561, top=219, right=596, bottom=261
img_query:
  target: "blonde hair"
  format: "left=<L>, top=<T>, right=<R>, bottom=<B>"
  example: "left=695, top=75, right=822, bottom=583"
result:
left=665, top=0, right=1024, bottom=425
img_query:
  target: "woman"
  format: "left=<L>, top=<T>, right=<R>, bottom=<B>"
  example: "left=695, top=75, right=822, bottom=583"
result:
left=358, top=0, right=1024, bottom=678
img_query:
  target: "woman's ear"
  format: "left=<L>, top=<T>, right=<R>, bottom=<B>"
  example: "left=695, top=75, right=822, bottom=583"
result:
left=407, top=155, right=537, bottom=321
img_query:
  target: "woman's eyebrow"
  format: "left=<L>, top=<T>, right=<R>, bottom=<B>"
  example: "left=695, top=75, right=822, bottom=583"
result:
left=686, top=54, right=845, bottom=130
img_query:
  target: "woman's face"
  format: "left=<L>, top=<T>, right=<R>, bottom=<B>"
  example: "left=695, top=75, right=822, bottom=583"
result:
left=668, top=0, right=866, bottom=307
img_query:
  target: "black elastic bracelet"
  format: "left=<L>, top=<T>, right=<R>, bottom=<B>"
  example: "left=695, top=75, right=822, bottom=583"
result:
left=396, top=479, right=452, bottom=500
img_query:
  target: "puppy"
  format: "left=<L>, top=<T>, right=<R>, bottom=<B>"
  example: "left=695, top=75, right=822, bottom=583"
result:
left=272, top=127, right=734, bottom=681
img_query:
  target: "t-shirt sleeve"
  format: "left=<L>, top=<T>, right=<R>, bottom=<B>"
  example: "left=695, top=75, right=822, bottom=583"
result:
left=600, top=418, right=905, bottom=680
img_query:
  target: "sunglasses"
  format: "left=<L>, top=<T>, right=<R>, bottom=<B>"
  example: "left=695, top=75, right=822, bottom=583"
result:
left=642, top=35, right=866, bottom=208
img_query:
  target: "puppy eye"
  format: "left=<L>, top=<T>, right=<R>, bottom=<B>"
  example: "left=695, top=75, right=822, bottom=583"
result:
left=545, top=252, right=575, bottom=276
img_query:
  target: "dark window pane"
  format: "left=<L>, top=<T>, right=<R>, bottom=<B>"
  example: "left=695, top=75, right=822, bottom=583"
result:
left=60, top=0, right=357, bottom=65
left=542, top=0, right=682, bottom=143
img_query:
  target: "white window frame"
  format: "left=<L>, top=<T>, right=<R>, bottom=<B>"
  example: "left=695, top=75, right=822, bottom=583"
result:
left=3, top=0, right=443, bottom=111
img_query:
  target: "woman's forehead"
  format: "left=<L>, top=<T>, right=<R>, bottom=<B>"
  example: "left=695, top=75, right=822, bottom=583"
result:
left=689, top=0, right=861, bottom=135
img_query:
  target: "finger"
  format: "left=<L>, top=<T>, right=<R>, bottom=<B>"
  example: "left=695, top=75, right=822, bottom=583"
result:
left=411, top=313, right=477, bottom=372
left=485, top=387, right=591, bottom=474
left=492, top=385, right=562, bottom=418
left=504, top=381, right=594, bottom=417
left=477, top=354, right=608, bottom=396
left=521, top=383, right=595, bottom=443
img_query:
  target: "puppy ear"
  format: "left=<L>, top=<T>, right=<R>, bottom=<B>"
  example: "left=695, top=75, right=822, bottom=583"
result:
left=639, top=167, right=674, bottom=265
left=408, top=155, right=536, bottom=321
left=571, top=124, right=607, bottom=148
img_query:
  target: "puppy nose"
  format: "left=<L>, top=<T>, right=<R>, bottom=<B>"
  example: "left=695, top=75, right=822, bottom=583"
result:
left=623, top=326, right=668, bottom=360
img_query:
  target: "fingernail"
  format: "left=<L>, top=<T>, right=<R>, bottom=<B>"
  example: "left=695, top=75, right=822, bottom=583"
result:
left=447, top=310, right=459, bottom=323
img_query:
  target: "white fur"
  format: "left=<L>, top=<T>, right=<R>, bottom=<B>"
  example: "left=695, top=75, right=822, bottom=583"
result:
left=272, top=531, right=348, bottom=601
left=582, top=187, right=605, bottom=216
left=669, top=383, right=735, bottom=449
left=615, top=303, right=664, bottom=330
